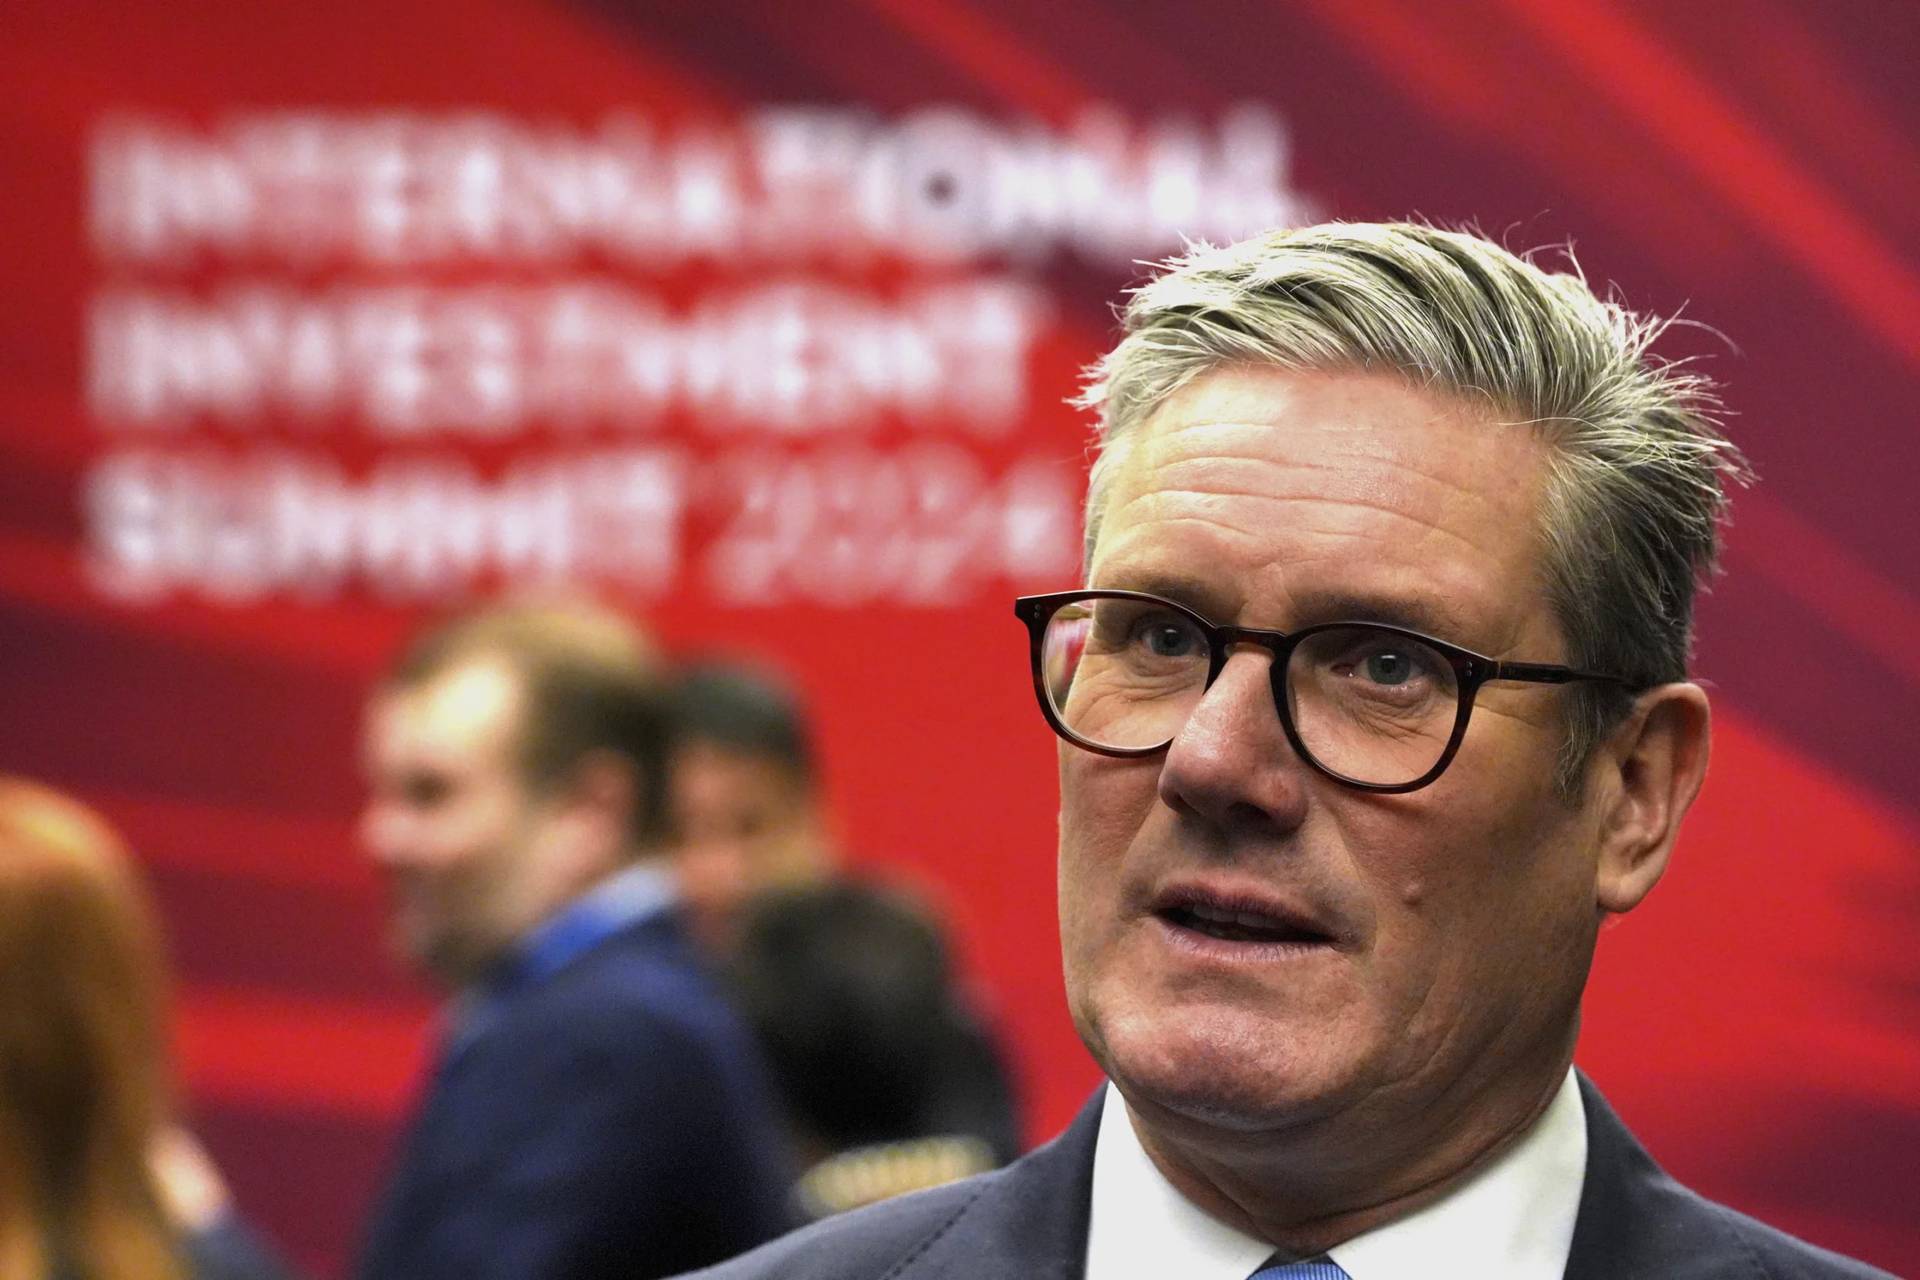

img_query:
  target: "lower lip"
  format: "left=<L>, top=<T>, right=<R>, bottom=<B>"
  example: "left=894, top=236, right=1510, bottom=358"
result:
left=1151, top=913, right=1339, bottom=963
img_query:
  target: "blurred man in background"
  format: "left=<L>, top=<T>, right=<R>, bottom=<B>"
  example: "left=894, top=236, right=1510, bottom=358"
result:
left=356, top=603, right=792, bottom=1280
left=669, top=663, right=1023, bottom=1207
left=667, top=663, right=835, bottom=956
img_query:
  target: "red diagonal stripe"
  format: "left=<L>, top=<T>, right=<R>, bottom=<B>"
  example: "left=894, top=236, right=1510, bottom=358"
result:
left=0, top=530, right=411, bottom=677
left=96, top=787, right=371, bottom=893
left=1497, top=0, right=1920, bottom=370
left=1583, top=702, right=1920, bottom=1112
left=851, top=0, right=1094, bottom=123
left=1737, top=0, right=1920, bottom=221
left=1295, top=0, right=1736, bottom=279
left=176, top=986, right=431, bottom=1120
left=1724, top=490, right=1920, bottom=698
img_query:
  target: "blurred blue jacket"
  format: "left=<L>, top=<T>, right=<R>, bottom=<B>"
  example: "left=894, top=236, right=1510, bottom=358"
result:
left=357, top=867, right=795, bottom=1280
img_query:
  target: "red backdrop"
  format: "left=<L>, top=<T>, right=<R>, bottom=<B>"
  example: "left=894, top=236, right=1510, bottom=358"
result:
left=3, top=2, right=1917, bottom=1274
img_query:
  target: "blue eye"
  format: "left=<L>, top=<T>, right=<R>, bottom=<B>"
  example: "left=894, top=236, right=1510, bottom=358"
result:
left=1364, top=649, right=1414, bottom=686
left=1304, top=628, right=1448, bottom=700
left=1140, top=620, right=1200, bottom=658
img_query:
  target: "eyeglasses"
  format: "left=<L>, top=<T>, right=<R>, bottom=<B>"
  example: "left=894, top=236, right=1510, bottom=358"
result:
left=1014, top=590, right=1632, bottom=794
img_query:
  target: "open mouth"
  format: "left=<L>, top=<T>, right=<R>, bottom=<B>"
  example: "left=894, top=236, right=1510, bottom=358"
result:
left=1157, top=900, right=1334, bottom=947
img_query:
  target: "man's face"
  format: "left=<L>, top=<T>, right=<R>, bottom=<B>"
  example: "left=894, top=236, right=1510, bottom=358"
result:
left=1061, top=366, right=1609, bottom=1141
left=671, top=740, right=829, bottom=949
left=360, top=659, right=569, bottom=987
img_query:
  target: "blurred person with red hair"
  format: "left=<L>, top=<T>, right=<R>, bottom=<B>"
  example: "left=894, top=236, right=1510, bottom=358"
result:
left=0, top=777, right=292, bottom=1280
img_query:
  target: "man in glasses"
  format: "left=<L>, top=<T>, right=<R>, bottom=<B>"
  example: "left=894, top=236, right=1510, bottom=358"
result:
left=685, top=223, right=1888, bottom=1278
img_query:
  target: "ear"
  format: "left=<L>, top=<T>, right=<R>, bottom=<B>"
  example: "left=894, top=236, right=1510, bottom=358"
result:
left=554, top=750, right=643, bottom=865
left=1592, top=682, right=1712, bottom=915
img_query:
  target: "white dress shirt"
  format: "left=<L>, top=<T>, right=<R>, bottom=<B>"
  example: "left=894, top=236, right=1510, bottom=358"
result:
left=1084, top=1069, right=1587, bottom=1280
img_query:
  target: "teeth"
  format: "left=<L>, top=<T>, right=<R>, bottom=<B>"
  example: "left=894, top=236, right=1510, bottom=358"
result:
left=1187, top=902, right=1287, bottom=930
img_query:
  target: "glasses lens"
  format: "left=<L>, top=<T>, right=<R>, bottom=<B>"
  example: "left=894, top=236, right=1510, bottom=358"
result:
left=1286, top=626, right=1461, bottom=786
left=1042, top=596, right=1209, bottom=751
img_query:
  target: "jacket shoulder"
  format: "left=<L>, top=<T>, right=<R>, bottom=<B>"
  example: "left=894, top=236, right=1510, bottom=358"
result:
left=677, top=1174, right=988, bottom=1280
left=507, top=914, right=751, bottom=1060
left=1687, top=1192, right=1895, bottom=1280
left=1570, top=1075, right=1897, bottom=1280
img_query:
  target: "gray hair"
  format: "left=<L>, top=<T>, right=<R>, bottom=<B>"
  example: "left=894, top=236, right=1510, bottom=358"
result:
left=1075, top=221, right=1751, bottom=788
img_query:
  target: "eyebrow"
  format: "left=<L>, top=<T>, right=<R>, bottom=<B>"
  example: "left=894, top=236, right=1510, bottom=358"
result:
left=1284, top=589, right=1472, bottom=641
left=1089, top=570, right=1230, bottom=619
left=1090, top=572, right=1473, bottom=642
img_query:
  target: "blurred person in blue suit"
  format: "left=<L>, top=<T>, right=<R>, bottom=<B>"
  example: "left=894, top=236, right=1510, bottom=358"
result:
left=355, top=603, right=794, bottom=1280
left=0, top=777, right=293, bottom=1280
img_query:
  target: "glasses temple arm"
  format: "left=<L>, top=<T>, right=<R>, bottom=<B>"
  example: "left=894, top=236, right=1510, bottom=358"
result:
left=1488, top=661, right=1631, bottom=686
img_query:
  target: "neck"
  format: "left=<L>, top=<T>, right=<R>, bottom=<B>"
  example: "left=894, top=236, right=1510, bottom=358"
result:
left=1124, top=1038, right=1577, bottom=1256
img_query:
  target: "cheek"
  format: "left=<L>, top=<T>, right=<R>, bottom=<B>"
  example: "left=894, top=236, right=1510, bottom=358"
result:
left=1057, top=751, right=1160, bottom=949
left=1350, top=787, right=1595, bottom=1018
left=437, top=811, right=498, bottom=869
left=1057, top=749, right=1156, bottom=867
left=432, top=803, right=525, bottom=892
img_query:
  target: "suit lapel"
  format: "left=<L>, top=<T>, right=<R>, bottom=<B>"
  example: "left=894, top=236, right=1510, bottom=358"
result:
left=890, top=1074, right=1810, bottom=1280
left=892, top=1090, right=1104, bottom=1280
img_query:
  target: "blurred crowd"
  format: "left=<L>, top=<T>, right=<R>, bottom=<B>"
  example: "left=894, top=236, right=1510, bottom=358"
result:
left=0, top=597, right=1020, bottom=1280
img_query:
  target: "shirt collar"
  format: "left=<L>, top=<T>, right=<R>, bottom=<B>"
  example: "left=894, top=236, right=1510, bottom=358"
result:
left=502, top=858, right=678, bottom=993
left=1085, top=1080, right=1273, bottom=1280
left=1084, top=1069, right=1587, bottom=1280
left=437, top=861, right=678, bottom=1068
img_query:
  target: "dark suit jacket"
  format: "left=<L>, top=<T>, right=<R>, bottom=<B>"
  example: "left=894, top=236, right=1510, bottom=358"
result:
left=359, top=910, right=794, bottom=1280
left=682, top=1074, right=1893, bottom=1279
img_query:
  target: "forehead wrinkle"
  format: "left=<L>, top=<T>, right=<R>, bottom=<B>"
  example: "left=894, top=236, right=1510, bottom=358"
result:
left=1106, top=475, right=1510, bottom=569
left=1121, top=408, right=1547, bottom=552
left=1093, top=516, right=1490, bottom=638
left=1151, top=430, right=1534, bottom=507
left=1124, top=410, right=1540, bottom=516
left=1096, top=499, right=1543, bottom=659
left=1133, top=372, right=1545, bottom=476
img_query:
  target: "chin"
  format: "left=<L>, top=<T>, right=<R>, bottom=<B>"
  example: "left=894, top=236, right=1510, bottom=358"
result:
left=410, top=939, right=461, bottom=986
left=405, top=925, right=483, bottom=988
left=1086, top=998, right=1359, bottom=1134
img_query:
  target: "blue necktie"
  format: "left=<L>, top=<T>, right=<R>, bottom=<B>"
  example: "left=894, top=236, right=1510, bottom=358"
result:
left=1248, top=1259, right=1350, bottom=1280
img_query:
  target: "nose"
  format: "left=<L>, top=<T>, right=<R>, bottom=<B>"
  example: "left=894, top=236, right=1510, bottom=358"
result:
left=1156, top=647, right=1311, bottom=834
